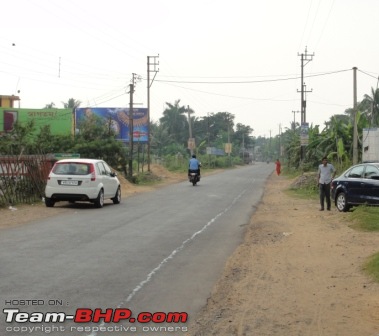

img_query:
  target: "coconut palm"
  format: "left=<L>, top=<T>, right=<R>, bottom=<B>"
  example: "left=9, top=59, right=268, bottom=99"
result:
left=62, top=98, right=81, bottom=109
left=360, top=87, right=379, bottom=127
left=159, top=100, right=188, bottom=146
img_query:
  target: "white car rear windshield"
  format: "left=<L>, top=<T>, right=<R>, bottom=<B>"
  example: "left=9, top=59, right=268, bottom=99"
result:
left=52, top=163, right=91, bottom=175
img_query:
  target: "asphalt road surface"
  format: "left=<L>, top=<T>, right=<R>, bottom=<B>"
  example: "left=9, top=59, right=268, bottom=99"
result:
left=0, top=163, right=273, bottom=336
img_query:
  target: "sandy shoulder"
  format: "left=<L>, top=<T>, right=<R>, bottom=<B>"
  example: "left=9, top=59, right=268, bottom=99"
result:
left=189, top=174, right=379, bottom=336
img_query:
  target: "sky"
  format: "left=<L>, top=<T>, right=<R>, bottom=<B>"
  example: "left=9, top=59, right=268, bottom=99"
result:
left=0, top=0, right=378, bottom=138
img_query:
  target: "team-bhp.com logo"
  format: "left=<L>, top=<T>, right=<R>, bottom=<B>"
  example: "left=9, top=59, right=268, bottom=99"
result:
left=3, top=308, right=188, bottom=324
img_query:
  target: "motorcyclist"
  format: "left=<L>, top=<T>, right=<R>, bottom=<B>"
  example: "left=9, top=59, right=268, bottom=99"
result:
left=188, top=154, right=201, bottom=179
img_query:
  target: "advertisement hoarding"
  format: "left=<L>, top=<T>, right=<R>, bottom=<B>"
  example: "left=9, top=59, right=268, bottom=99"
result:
left=75, top=107, right=148, bottom=143
left=0, top=108, right=72, bottom=135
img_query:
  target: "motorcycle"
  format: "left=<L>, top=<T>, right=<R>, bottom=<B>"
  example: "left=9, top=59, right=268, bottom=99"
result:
left=188, top=170, right=200, bottom=186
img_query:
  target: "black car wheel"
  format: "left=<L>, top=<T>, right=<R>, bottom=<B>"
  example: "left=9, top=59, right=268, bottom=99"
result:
left=112, top=186, right=121, bottom=204
left=45, top=197, right=55, bottom=208
left=336, top=192, right=350, bottom=212
left=94, top=189, right=104, bottom=208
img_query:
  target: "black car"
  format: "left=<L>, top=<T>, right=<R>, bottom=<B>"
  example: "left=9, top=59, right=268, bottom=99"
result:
left=331, top=162, right=379, bottom=212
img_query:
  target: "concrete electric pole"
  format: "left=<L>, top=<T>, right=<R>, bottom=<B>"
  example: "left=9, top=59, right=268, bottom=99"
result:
left=291, top=110, right=300, bottom=130
left=128, top=73, right=141, bottom=179
left=187, top=105, right=194, bottom=156
left=297, top=47, right=314, bottom=125
left=353, top=67, right=358, bottom=165
left=147, top=55, right=159, bottom=172
left=297, top=47, right=314, bottom=161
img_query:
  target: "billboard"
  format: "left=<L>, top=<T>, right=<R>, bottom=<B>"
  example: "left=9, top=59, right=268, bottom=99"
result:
left=75, top=107, right=148, bottom=143
left=0, top=108, right=73, bottom=135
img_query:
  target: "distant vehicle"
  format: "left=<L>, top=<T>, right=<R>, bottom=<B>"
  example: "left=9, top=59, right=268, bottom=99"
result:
left=188, top=171, right=200, bottom=186
left=44, top=158, right=121, bottom=208
left=331, top=162, right=379, bottom=212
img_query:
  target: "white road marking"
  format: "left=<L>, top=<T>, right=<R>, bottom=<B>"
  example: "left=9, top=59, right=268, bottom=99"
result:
left=88, top=188, right=247, bottom=336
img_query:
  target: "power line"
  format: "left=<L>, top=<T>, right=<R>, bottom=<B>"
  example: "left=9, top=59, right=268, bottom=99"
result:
left=357, top=69, right=379, bottom=80
left=153, top=69, right=351, bottom=84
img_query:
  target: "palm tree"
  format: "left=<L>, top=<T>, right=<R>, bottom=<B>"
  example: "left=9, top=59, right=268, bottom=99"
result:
left=62, top=98, right=81, bottom=109
left=159, top=100, right=188, bottom=146
left=360, top=87, right=379, bottom=127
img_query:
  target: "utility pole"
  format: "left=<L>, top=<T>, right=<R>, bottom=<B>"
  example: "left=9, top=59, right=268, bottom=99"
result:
left=128, top=73, right=140, bottom=179
left=353, top=66, right=358, bottom=165
left=147, top=55, right=159, bottom=172
left=300, top=82, right=312, bottom=123
left=292, top=110, right=300, bottom=130
left=187, top=105, right=194, bottom=156
left=269, top=129, right=272, bottom=160
left=227, top=119, right=231, bottom=166
left=278, top=124, right=282, bottom=157
left=128, top=82, right=134, bottom=179
left=297, top=47, right=314, bottom=124
left=297, top=47, right=314, bottom=162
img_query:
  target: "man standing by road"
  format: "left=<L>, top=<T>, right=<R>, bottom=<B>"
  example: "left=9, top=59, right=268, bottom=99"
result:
left=317, top=156, right=336, bottom=211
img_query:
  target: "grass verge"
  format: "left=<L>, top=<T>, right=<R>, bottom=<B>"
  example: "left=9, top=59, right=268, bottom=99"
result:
left=362, top=252, right=379, bottom=282
left=349, top=206, right=379, bottom=231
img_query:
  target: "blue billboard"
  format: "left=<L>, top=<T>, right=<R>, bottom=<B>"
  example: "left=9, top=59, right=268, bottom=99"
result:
left=75, top=107, right=148, bottom=143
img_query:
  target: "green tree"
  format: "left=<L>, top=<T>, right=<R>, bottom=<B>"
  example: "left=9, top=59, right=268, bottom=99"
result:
left=159, top=100, right=188, bottom=146
left=62, top=98, right=81, bottom=109
left=150, top=121, right=173, bottom=157
left=44, top=102, right=55, bottom=109
left=282, top=127, right=301, bottom=169
left=0, top=120, right=36, bottom=154
left=234, top=123, right=254, bottom=151
left=360, top=87, right=379, bottom=126
left=74, top=114, right=127, bottom=169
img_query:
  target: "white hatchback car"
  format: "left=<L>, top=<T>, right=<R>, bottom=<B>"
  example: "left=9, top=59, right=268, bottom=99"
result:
left=44, top=158, right=121, bottom=208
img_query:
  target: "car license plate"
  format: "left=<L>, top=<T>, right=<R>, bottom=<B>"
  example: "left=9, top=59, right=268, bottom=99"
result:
left=61, top=180, right=78, bottom=186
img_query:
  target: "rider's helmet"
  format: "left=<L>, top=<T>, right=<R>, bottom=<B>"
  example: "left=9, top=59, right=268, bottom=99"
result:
left=192, top=154, right=196, bottom=158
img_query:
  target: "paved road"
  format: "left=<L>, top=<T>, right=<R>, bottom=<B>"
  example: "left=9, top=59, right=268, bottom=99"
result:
left=0, top=163, right=273, bottom=336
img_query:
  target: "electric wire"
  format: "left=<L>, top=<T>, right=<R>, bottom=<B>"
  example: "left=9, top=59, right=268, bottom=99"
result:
left=153, top=69, right=351, bottom=84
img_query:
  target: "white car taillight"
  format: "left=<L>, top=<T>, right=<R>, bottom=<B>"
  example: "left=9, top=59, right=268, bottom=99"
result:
left=89, top=164, right=96, bottom=181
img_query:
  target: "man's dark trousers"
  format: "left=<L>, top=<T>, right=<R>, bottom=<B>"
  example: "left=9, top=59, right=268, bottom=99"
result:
left=319, top=183, right=331, bottom=210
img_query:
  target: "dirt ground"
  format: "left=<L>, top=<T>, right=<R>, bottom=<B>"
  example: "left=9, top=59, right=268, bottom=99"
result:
left=189, top=174, right=379, bottom=336
left=1, top=166, right=379, bottom=336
